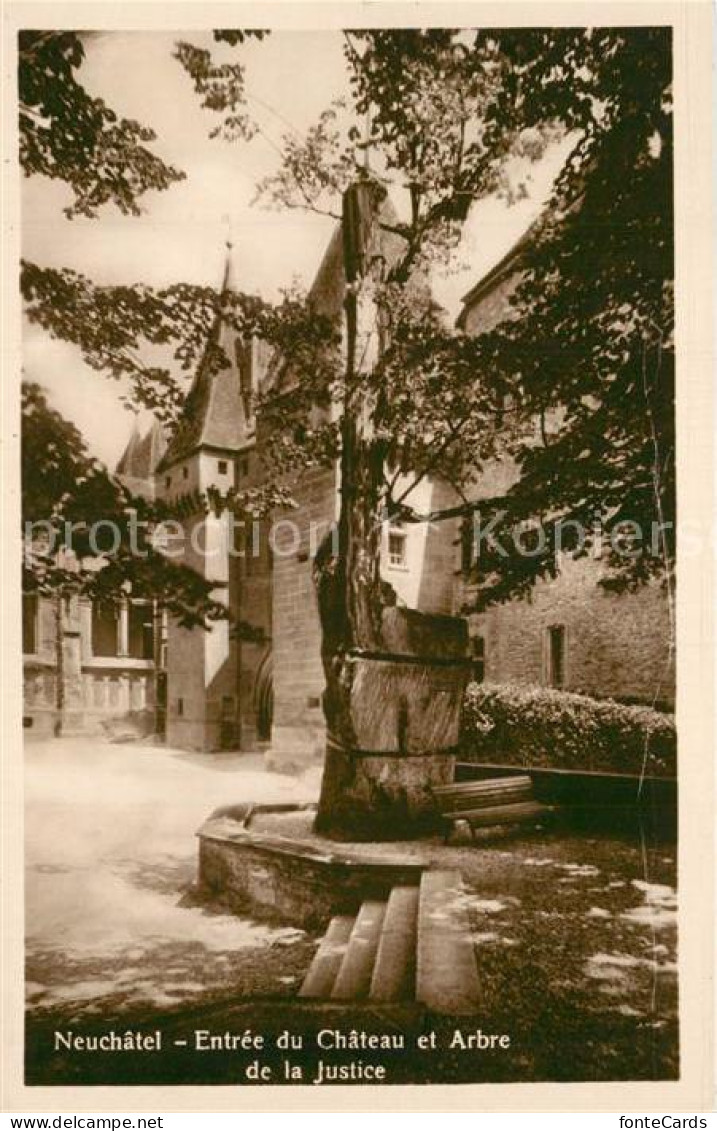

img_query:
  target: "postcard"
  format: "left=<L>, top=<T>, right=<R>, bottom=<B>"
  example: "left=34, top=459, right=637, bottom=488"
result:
left=2, top=0, right=713, bottom=1113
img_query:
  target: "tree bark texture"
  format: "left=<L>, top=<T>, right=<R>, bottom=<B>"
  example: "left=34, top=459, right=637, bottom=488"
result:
left=313, top=183, right=471, bottom=839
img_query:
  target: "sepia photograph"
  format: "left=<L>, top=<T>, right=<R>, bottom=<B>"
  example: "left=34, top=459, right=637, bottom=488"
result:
left=4, top=5, right=711, bottom=1108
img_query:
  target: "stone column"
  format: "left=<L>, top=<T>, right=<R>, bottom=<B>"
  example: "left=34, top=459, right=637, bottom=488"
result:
left=118, top=601, right=129, bottom=657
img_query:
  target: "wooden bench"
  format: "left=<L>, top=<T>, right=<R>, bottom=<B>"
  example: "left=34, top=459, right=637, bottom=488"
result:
left=433, top=775, right=556, bottom=842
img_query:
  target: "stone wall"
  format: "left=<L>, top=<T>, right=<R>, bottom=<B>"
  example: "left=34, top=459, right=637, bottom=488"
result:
left=198, top=815, right=427, bottom=928
left=460, top=547, right=674, bottom=707
left=235, top=445, right=274, bottom=747
left=163, top=507, right=239, bottom=752
left=267, top=466, right=469, bottom=769
left=458, top=254, right=674, bottom=708
left=268, top=464, right=337, bottom=770
left=385, top=476, right=461, bottom=616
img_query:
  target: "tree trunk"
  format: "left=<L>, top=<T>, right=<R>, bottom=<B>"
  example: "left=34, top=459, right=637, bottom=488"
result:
left=312, top=214, right=471, bottom=840
left=314, top=512, right=470, bottom=840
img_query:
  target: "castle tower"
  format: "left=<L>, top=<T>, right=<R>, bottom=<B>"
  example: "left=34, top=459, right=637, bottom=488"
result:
left=156, top=242, right=271, bottom=751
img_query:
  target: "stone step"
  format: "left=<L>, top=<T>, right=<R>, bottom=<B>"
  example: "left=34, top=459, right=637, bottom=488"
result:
left=298, top=915, right=355, bottom=999
left=416, top=870, right=480, bottom=1016
left=331, top=900, right=387, bottom=1001
left=369, top=885, right=419, bottom=1002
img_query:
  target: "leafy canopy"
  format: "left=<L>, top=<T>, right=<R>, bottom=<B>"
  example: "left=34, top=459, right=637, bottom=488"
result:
left=20, top=27, right=674, bottom=611
left=22, top=381, right=231, bottom=630
left=19, top=31, right=184, bottom=218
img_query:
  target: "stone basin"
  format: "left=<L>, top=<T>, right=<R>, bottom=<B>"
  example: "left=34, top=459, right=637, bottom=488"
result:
left=197, top=805, right=430, bottom=929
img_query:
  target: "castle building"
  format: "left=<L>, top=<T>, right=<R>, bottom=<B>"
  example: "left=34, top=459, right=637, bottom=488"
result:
left=153, top=247, right=274, bottom=753
left=148, top=227, right=458, bottom=762
left=152, top=213, right=673, bottom=765
left=23, top=212, right=674, bottom=747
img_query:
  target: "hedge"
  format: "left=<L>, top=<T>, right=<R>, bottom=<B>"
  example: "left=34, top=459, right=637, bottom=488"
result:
left=461, top=683, right=676, bottom=778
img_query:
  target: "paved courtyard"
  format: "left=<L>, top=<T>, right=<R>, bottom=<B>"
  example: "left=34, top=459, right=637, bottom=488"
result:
left=26, top=737, right=321, bottom=1019
left=25, top=736, right=678, bottom=1084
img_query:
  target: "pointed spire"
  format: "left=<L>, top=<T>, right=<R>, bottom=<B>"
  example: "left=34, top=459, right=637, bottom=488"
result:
left=145, top=419, right=167, bottom=472
left=157, top=228, right=252, bottom=471
left=221, top=214, right=240, bottom=294
left=115, top=414, right=141, bottom=476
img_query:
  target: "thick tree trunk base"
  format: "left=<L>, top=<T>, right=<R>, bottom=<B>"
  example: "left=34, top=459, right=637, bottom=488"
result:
left=314, top=743, right=456, bottom=841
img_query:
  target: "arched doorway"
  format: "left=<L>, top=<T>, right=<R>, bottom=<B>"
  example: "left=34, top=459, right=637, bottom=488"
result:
left=253, top=651, right=273, bottom=742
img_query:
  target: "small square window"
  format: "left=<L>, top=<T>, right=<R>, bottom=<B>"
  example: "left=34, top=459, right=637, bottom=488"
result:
left=387, top=522, right=407, bottom=568
left=218, top=459, right=228, bottom=475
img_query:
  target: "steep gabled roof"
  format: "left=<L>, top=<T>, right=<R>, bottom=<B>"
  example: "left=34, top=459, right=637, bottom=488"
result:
left=159, top=244, right=255, bottom=470
left=456, top=187, right=585, bottom=329
left=307, top=222, right=345, bottom=320
left=116, top=418, right=166, bottom=479
left=307, top=191, right=411, bottom=322
left=262, top=190, right=422, bottom=398
left=115, top=417, right=141, bottom=478
left=115, top=419, right=167, bottom=498
left=455, top=223, right=536, bottom=330
left=132, top=420, right=167, bottom=479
